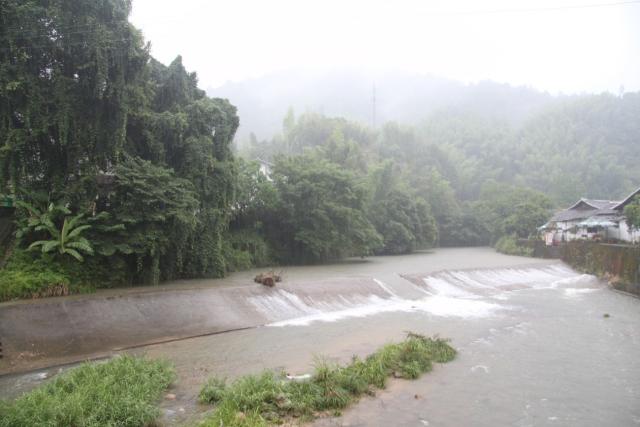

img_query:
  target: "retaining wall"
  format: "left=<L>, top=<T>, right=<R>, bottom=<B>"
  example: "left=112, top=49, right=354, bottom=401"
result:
left=560, top=241, right=640, bottom=295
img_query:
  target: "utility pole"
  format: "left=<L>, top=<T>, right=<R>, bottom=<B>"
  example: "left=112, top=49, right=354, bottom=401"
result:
left=372, top=83, right=377, bottom=129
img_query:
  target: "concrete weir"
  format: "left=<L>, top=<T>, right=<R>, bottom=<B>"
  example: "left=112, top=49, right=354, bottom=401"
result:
left=0, top=277, right=391, bottom=374
left=0, top=259, right=587, bottom=376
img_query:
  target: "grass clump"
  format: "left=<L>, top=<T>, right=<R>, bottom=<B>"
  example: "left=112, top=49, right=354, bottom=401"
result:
left=199, top=376, right=228, bottom=404
left=0, top=355, right=175, bottom=427
left=199, top=333, right=455, bottom=426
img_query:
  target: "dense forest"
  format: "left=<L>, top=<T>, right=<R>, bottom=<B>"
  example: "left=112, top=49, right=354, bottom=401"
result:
left=1, top=0, right=639, bottom=301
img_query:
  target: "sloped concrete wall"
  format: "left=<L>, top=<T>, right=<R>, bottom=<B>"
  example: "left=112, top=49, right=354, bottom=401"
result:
left=0, top=277, right=389, bottom=374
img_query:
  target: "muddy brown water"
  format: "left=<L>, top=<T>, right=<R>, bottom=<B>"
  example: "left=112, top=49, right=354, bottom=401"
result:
left=1, top=248, right=639, bottom=426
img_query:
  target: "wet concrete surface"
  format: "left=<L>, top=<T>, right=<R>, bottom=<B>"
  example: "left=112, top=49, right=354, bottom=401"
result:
left=0, top=248, right=550, bottom=374
left=1, top=248, right=639, bottom=426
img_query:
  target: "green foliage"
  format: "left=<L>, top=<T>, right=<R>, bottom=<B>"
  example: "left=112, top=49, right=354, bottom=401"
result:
left=109, top=156, right=199, bottom=284
left=494, top=235, right=534, bottom=257
left=224, top=230, right=271, bottom=271
left=473, top=181, right=552, bottom=243
left=0, top=355, right=175, bottom=427
left=267, top=154, right=382, bottom=263
left=367, top=161, right=437, bottom=254
left=14, top=199, right=70, bottom=243
left=0, top=249, right=125, bottom=301
left=0, top=0, right=149, bottom=198
left=1, top=2, right=240, bottom=292
left=199, top=334, right=455, bottom=427
left=28, top=213, right=93, bottom=262
left=242, top=112, right=545, bottom=250
left=624, top=196, right=640, bottom=231
left=199, top=377, right=228, bottom=404
left=438, top=205, right=490, bottom=246
left=0, top=264, right=70, bottom=301
left=418, top=96, right=640, bottom=206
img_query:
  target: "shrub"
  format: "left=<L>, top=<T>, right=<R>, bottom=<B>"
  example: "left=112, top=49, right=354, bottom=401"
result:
left=0, top=355, right=175, bottom=427
left=0, top=250, right=126, bottom=302
left=494, top=234, right=534, bottom=257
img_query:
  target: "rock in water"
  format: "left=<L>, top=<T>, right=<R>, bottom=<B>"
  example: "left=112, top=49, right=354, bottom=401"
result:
left=254, top=271, right=282, bottom=287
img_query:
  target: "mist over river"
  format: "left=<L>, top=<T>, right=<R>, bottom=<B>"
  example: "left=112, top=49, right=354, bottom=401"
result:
left=1, top=248, right=639, bottom=426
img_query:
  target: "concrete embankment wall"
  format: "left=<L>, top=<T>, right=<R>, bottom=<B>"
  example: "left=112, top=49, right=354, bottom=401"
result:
left=522, top=239, right=640, bottom=295
left=560, top=242, right=640, bottom=295
left=0, top=277, right=391, bottom=374
left=0, top=261, right=577, bottom=375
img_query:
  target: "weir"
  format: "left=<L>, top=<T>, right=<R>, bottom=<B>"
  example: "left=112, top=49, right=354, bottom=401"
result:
left=0, top=263, right=596, bottom=375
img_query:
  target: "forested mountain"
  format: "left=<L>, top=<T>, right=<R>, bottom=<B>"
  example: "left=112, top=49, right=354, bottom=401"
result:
left=241, top=92, right=640, bottom=250
left=208, top=70, right=556, bottom=140
left=418, top=93, right=640, bottom=205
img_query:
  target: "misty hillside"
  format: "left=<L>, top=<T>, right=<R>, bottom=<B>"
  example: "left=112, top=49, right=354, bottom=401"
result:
left=207, top=70, right=557, bottom=140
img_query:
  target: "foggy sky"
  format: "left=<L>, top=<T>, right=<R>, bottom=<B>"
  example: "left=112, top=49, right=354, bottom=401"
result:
left=130, top=0, right=640, bottom=94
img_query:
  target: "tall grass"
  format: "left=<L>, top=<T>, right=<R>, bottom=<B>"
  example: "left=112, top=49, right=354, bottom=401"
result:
left=0, top=355, right=175, bottom=427
left=199, top=333, right=456, bottom=426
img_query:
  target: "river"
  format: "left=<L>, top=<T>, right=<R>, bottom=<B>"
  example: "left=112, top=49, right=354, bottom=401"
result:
left=1, top=247, right=639, bottom=426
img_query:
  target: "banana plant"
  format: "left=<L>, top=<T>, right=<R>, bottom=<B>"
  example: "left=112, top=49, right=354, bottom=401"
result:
left=14, top=200, right=71, bottom=242
left=28, top=214, right=94, bottom=262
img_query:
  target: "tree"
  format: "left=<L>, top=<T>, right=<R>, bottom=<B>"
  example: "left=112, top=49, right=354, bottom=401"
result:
left=109, top=156, right=199, bottom=284
left=367, top=161, right=437, bottom=254
left=0, top=0, right=149, bottom=198
left=267, top=154, right=382, bottom=263
left=624, top=196, right=640, bottom=230
left=474, top=181, right=552, bottom=242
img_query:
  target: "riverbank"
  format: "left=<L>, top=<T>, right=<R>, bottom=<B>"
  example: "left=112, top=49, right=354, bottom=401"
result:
left=520, top=240, right=640, bottom=296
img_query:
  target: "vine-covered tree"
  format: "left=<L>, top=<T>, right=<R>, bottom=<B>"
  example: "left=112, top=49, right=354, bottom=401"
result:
left=624, top=196, right=640, bottom=231
left=0, top=0, right=240, bottom=289
left=0, top=0, right=148, bottom=199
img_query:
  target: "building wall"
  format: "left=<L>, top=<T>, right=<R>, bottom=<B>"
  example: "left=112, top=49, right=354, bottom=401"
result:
left=619, top=221, right=640, bottom=243
left=550, top=219, right=638, bottom=244
left=552, top=220, right=592, bottom=243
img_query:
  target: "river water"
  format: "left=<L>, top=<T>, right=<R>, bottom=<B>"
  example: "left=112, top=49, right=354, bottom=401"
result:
left=1, top=248, right=639, bottom=426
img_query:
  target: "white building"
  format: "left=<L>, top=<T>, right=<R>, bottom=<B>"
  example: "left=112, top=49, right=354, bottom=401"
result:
left=540, top=187, right=640, bottom=245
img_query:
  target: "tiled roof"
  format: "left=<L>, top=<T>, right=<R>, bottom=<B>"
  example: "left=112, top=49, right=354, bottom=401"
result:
left=551, top=201, right=621, bottom=223
left=612, top=186, right=640, bottom=210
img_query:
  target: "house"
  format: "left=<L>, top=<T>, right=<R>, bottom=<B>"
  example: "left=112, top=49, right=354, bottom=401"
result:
left=540, top=187, right=640, bottom=245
